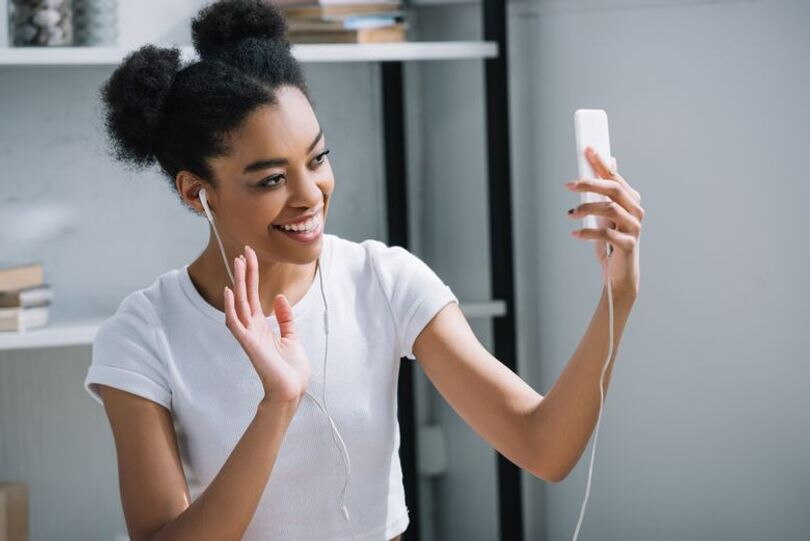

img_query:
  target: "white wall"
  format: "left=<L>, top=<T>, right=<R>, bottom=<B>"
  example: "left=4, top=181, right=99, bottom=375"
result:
left=0, top=4, right=388, bottom=539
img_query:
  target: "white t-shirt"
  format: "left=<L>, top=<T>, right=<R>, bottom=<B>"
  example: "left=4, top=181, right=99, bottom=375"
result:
left=83, top=232, right=458, bottom=541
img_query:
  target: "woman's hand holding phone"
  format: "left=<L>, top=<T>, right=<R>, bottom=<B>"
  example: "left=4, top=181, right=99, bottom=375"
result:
left=223, top=245, right=312, bottom=406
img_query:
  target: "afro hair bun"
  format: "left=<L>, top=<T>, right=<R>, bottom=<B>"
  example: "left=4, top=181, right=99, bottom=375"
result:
left=101, top=44, right=182, bottom=168
left=191, top=0, right=290, bottom=59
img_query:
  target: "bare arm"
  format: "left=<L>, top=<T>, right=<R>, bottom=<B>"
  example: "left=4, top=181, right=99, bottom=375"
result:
left=412, top=286, right=636, bottom=485
left=100, top=385, right=299, bottom=541
left=525, top=287, right=635, bottom=481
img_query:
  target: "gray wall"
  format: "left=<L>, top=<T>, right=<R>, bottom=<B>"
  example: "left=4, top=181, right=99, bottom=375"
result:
left=521, top=0, right=810, bottom=539
left=406, top=1, right=541, bottom=540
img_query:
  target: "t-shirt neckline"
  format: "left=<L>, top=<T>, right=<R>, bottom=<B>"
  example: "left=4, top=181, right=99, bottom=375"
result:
left=176, top=233, right=334, bottom=324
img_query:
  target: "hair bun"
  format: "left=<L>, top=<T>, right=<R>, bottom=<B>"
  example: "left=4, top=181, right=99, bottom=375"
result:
left=191, top=0, right=289, bottom=59
left=101, top=44, right=182, bottom=167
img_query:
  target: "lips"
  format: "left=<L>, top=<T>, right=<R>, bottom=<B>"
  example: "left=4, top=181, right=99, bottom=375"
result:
left=271, top=212, right=323, bottom=244
left=272, top=207, right=323, bottom=227
left=271, top=211, right=321, bottom=232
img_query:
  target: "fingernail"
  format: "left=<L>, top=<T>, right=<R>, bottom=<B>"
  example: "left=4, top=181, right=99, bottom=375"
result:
left=565, top=180, right=577, bottom=188
left=567, top=208, right=575, bottom=214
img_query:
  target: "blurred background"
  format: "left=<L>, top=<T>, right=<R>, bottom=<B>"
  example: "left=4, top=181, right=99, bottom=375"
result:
left=0, top=0, right=808, bottom=540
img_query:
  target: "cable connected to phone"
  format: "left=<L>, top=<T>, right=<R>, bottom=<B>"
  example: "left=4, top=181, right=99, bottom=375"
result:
left=305, top=257, right=358, bottom=539
left=572, top=241, right=615, bottom=541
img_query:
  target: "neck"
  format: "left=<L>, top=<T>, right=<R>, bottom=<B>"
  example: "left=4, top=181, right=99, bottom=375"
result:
left=187, top=231, right=318, bottom=317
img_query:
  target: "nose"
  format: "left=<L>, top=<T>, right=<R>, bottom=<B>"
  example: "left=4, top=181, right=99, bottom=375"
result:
left=287, top=169, right=326, bottom=208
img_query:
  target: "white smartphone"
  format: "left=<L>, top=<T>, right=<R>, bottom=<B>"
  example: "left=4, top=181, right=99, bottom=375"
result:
left=574, top=109, right=612, bottom=233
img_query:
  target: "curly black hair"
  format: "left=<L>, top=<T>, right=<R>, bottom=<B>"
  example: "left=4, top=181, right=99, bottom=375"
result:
left=100, top=0, right=311, bottom=195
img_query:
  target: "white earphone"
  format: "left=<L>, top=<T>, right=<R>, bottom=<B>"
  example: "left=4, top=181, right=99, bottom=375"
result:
left=197, top=188, right=357, bottom=538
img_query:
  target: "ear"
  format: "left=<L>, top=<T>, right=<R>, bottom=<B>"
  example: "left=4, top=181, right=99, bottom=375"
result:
left=176, top=171, right=207, bottom=214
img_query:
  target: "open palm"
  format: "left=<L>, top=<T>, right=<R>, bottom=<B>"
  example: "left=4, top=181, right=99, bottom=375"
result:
left=223, top=245, right=312, bottom=405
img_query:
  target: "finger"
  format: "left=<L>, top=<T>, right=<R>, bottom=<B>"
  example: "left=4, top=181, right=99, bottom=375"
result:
left=587, top=148, right=642, bottom=204
left=223, top=286, right=247, bottom=338
left=568, top=200, right=641, bottom=235
left=274, top=294, right=297, bottom=339
left=611, top=169, right=642, bottom=204
left=586, top=147, right=613, bottom=179
left=244, top=245, right=264, bottom=318
left=566, top=177, right=644, bottom=222
left=234, top=255, right=251, bottom=326
left=572, top=227, right=637, bottom=252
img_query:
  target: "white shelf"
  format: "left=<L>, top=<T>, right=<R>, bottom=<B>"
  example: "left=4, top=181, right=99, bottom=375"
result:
left=0, top=300, right=506, bottom=351
left=0, top=42, right=497, bottom=66
left=0, top=317, right=105, bottom=351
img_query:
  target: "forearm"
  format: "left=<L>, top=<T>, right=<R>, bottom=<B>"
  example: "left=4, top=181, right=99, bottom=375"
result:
left=529, top=285, right=636, bottom=481
left=149, top=398, right=299, bottom=541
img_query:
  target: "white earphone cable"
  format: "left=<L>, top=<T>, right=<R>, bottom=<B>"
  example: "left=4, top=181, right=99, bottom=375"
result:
left=198, top=188, right=235, bottom=286
left=302, top=258, right=357, bottom=537
left=198, top=188, right=356, bottom=538
left=572, top=242, right=615, bottom=541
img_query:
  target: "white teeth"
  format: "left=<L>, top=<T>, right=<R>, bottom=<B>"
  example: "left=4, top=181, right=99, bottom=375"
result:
left=278, top=214, right=320, bottom=233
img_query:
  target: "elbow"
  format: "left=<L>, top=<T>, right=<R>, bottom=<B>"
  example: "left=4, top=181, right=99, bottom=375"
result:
left=529, top=457, right=571, bottom=484
left=539, top=467, right=569, bottom=484
left=545, top=467, right=571, bottom=484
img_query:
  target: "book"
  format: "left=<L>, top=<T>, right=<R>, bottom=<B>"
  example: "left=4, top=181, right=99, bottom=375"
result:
left=281, top=2, right=401, bottom=19
left=0, top=304, right=49, bottom=332
left=287, top=14, right=402, bottom=32
left=0, top=283, right=53, bottom=308
left=275, top=0, right=399, bottom=6
left=289, top=22, right=406, bottom=43
left=0, top=261, right=44, bottom=292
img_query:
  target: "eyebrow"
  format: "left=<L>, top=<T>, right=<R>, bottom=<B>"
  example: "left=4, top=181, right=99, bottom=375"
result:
left=242, top=128, right=324, bottom=174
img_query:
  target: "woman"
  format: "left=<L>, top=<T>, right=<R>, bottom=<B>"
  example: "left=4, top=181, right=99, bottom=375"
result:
left=84, top=1, right=644, bottom=540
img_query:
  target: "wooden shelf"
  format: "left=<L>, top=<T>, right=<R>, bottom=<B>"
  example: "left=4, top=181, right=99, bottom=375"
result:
left=0, top=42, right=497, bottom=66
left=0, top=300, right=506, bottom=351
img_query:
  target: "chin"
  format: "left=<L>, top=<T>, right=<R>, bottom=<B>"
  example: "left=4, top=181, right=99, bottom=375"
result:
left=262, top=231, right=324, bottom=266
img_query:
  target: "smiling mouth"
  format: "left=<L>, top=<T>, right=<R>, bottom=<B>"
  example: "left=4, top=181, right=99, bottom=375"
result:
left=271, top=212, right=322, bottom=233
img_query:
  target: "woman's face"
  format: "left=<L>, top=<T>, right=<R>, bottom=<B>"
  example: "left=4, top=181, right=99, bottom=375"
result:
left=204, top=85, right=334, bottom=266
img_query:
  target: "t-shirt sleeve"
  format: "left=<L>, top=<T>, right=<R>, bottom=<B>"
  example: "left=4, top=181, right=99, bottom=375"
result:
left=84, top=292, right=172, bottom=410
left=367, top=240, right=459, bottom=360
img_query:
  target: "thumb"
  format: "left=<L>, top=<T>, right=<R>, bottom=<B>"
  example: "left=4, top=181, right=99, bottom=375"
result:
left=274, top=294, right=296, bottom=339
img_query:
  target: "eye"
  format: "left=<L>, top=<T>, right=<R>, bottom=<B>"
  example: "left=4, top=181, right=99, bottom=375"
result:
left=312, top=148, right=330, bottom=166
left=259, top=174, right=284, bottom=188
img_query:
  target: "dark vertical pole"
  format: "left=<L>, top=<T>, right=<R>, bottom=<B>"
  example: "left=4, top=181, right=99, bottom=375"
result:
left=381, top=60, right=420, bottom=541
left=482, top=0, right=524, bottom=540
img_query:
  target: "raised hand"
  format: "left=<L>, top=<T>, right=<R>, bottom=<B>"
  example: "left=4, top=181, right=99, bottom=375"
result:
left=223, top=245, right=312, bottom=405
left=565, top=147, right=644, bottom=298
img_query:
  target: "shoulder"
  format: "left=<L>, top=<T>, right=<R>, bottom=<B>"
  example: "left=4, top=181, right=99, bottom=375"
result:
left=96, top=267, right=180, bottom=341
left=326, top=233, right=424, bottom=284
left=87, top=270, right=179, bottom=408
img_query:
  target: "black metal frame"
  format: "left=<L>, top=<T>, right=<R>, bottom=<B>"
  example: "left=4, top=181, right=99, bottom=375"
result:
left=381, top=0, right=522, bottom=538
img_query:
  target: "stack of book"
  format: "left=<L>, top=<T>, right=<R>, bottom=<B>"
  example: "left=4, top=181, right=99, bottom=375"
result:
left=0, top=262, right=52, bottom=332
left=276, top=0, right=407, bottom=44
